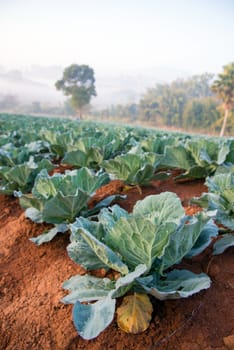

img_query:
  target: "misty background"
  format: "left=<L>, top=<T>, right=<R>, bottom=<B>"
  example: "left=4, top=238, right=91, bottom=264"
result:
left=0, top=64, right=190, bottom=108
left=0, top=0, right=233, bottom=133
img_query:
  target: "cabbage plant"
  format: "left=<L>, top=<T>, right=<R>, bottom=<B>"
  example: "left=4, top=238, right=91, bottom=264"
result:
left=61, top=134, right=125, bottom=170
left=0, top=157, right=54, bottom=195
left=193, top=172, right=234, bottom=230
left=192, top=171, right=234, bottom=255
left=62, top=192, right=218, bottom=339
left=102, top=152, right=165, bottom=188
left=163, top=138, right=231, bottom=179
left=18, top=167, right=118, bottom=244
left=0, top=140, right=54, bottom=195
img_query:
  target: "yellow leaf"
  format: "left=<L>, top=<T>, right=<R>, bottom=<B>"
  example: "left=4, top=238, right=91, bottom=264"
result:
left=117, top=293, right=153, bottom=334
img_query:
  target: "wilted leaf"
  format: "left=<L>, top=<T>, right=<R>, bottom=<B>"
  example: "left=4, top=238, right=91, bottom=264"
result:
left=117, top=293, right=153, bottom=334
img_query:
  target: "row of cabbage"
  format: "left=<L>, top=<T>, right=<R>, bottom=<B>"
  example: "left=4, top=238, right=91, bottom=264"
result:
left=0, top=113, right=234, bottom=339
left=1, top=113, right=234, bottom=194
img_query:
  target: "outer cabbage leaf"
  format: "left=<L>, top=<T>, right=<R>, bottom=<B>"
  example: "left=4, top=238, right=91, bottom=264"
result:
left=25, top=207, right=43, bottom=223
left=68, top=218, right=109, bottom=270
left=98, top=205, right=129, bottom=233
left=42, top=190, right=89, bottom=224
left=102, top=154, right=141, bottom=181
left=72, top=297, right=116, bottom=340
left=213, top=234, right=234, bottom=255
left=0, top=180, right=19, bottom=195
left=67, top=240, right=110, bottom=271
left=215, top=164, right=234, bottom=175
left=25, top=140, right=50, bottom=155
left=62, top=264, right=148, bottom=304
left=62, top=275, right=116, bottom=303
left=138, top=269, right=211, bottom=300
left=163, top=145, right=193, bottom=170
left=70, top=216, right=105, bottom=241
left=186, top=219, right=218, bottom=258
left=117, top=293, right=153, bottom=334
left=133, top=163, right=158, bottom=185
left=158, top=212, right=210, bottom=273
left=177, top=166, right=212, bottom=180
left=42, top=130, right=73, bottom=157
left=30, top=224, right=68, bottom=245
left=22, top=168, right=111, bottom=243
left=19, top=194, right=44, bottom=212
left=77, top=227, right=129, bottom=275
left=0, top=149, right=15, bottom=166
left=83, top=194, right=126, bottom=218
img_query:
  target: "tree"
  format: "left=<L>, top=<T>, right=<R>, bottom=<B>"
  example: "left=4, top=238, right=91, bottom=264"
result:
left=55, top=63, right=96, bottom=119
left=183, top=97, right=220, bottom=131
left=211, top=62, right=234, bottom=136
left=138, top=74, right=214, bottom=128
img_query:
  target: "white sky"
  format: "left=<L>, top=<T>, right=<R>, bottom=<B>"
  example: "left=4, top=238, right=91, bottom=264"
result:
left=0, top=0, right=234, bottom=76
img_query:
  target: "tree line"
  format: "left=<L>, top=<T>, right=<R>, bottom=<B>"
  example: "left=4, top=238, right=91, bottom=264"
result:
left=1, top=62, right=233, bottom=136
left=92, top=66, right=234, bottom=136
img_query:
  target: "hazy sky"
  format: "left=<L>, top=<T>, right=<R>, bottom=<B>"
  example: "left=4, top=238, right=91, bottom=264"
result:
left=1, top=0, right=234, bottom=76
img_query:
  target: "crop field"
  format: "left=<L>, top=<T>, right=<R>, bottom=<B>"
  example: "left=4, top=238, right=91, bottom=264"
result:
left=0, top=113, right=234, bottom=350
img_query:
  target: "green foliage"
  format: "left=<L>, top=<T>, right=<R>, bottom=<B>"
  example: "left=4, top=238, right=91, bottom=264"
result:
left=213, top=234, right=234, bottom=255
left=1, top=113, right=233, bottom=340
left=0, top=156, right=54, bottom=195
left=183, top=97, right=220, bottom=130
left=55, top=63, right=97, bottom=118
left=18, top=168, right=110, bottom=244
left=64, top=193, right=216, bottom=339
left=212, top=62, right=234, bottom=109
left=162, top=138, right=231, bottom=179
left=102, top=152, right=162, bottom=186
left=91, top=72, right=234, bottom=135
left=62, top=133, right=124, bottom=169
left=192, top=171, right=234, bottom=230
left=211, top=62, right=234, bottom=136
left=138, top=73, right=214, bottom=127
left=73, top=296, right=116, bottom=340
left=138, top=269, right=211, bottom=300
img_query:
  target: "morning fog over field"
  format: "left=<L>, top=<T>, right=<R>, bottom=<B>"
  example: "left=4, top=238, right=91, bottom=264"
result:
left=0, top=0, right=233, bottom=134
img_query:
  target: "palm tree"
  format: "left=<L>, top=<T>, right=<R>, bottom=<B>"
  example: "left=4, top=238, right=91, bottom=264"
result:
left=211, top=62, right=234, bottom=136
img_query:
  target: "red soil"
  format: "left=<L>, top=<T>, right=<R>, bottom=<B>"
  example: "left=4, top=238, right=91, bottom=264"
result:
left=0, top=177, right=233, bottom=350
